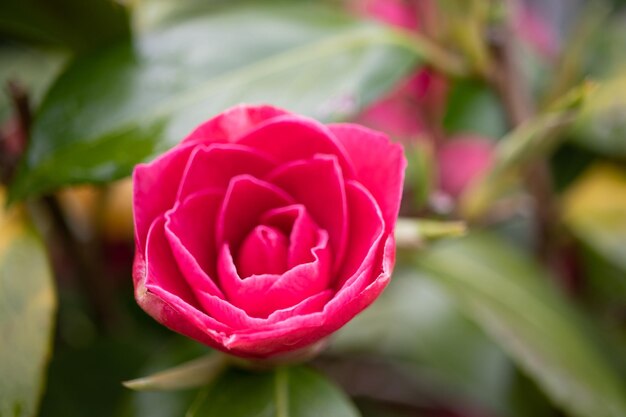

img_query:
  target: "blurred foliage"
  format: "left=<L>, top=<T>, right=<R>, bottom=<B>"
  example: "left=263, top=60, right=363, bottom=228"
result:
left=0, top=46, right=66, bottom=124
left=191, top=366, right=360, bottom=417
left=332, top=268, right=556, bottom=417
left=0, top=0, right=129, bottom=53
left=419, top=233, right=626, bottom=417
left=7, top=1, right=420, bottom=202
left=561, top=163, right=626, bottom=304
left=0, top=190, right=56, bottom=417
left=443, top=78, right=507, bottom=139
left=572, top=77, right=626, bottom=156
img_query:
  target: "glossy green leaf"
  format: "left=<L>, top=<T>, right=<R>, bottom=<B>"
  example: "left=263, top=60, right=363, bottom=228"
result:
left=190, top=366, right=360, bottom=417
left=0, top=192, right=56, bottom=417
left=9, top=3, right=420, bottom=201
left=418, top=232, right=626, bottom=417
left=0, top=0, right=129, bottom=52
left=332, top=268, right=554, bottom=417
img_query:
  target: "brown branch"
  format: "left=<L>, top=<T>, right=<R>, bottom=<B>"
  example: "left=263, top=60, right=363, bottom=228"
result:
left=1, top=81, right=30, bottom=184
left=39, top=195, right=117, bottom=329
left=487, top=1, right=557, bottom=264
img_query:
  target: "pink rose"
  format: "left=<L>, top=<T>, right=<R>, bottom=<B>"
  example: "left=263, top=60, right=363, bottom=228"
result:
left=132, top=104, right=405, bottom=359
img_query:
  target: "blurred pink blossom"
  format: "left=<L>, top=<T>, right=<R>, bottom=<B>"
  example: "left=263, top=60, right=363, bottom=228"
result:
left=436, top=136, right=494, bottom=199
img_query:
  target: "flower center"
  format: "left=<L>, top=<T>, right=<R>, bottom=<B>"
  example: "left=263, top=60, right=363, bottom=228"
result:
left=236, top=225, right=289, bottom=278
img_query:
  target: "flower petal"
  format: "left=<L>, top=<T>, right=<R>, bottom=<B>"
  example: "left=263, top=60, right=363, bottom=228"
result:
left=217, top=229, right=331, bottom=318
left=237, top=115, right=355, bottom=177
left=183, top=104, right=290, bottom=145
left=237, top=225, right=289, bottom=277
left=222, top=235, right=395, bottom=358
left=164, top=190, right=224, bottom=297
left=336, top=180, right=385, bottom=288
left=192, top=288, right=332, bottom=336
left=267, top=155, right=347, bottom=271
left=133, top=216, right=230, bottom=349
left=261, top=204, right=320, bottom=268
left=176, top=143, right=276, bottom=201
left=328, top=124, right=406, bottom=231
left=216, top=175, right=294, bottom=250
left=133, top=143, right=195, bottom=251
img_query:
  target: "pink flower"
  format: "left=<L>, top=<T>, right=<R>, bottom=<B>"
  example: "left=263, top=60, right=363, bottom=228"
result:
left=350, top=0, right=421, bottom=31
left=436, top=136, right=494, bottom=199
left=512, top=2, right=559, bottom=58
left=132, top=104, right=405, bottom=359
left=350, top=0, right=447, bottom=142
left=355, top=69, right=448, bottom=141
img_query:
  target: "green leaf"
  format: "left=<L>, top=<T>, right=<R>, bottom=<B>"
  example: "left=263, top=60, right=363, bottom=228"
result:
left=0, top=192, right=56, bottom=417
left=0, top=45, right=67, bottom=123
left=443, top=78, right=507, bottom=138
left=418, top=232, right=626, bottom=417
left=9, top=3, right=420, bottom=201
left=119, top=338, right=209, bottom=417
left=584, top=13, right=626, bottom=80
left=123, top=353, right=229, bottom=391
left=571, top=76, right=626, bottom=156
left=0, top=0, right=130, bottom=53
left=190, top=366, right=360, bottom=417
left=332, top=268, right=554, bottom=417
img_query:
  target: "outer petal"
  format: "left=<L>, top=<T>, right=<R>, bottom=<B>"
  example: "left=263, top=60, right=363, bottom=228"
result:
left=236, top=115, right=355, bottom=177
left=133, top=216, right=230, bottom=350
left=336, top=180, right=385, bottom=288
left=133, top=142, right=196, bottom=252
left=164, top=190, right=224, bottom=297
left=191, top=289, right=332, bottom=335
left=328, top=124, right=406, bottom=231
left=183, top=104, right=290, bottom=145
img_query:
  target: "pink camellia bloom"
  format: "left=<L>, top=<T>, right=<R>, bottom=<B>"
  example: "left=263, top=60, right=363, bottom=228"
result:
left=350, top=0, right=421, bottom=31
left=350, top=0, right=446, bottom=142
left=355, top=69, right=448, bottom=141
left=436, top=136, right=494, bottom=199
left=132, top=104, right=405, bottom=359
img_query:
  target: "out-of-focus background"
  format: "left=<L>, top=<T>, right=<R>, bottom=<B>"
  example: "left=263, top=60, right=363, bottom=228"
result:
left=1, top=1, right=626, bottom=416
